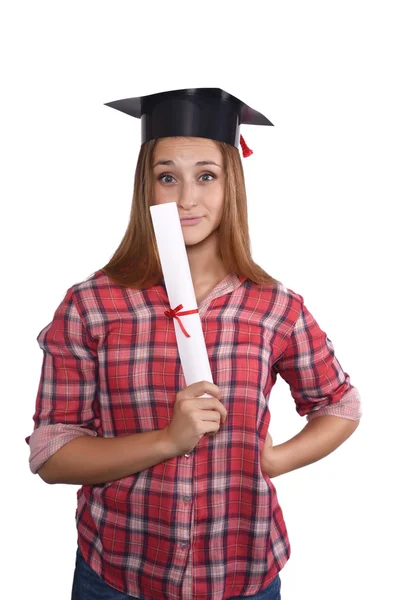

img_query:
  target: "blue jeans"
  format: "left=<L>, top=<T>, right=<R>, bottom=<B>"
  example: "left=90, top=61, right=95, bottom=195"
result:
left=71, top=546, right=282, bottom=599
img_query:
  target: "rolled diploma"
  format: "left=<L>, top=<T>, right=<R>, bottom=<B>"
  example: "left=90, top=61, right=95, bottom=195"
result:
left=149, top=202, right=213, bottom=403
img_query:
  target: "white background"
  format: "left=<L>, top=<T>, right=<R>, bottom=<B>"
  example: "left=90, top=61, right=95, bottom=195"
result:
left=2, top=1, right=399, bottom=598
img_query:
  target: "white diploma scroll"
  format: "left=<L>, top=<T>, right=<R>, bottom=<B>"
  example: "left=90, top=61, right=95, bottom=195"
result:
left=149, top=202, right=214, bottom=404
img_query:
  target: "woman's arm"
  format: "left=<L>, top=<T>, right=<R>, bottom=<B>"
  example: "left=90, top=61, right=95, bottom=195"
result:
left=38, top=427, right=178, bottom=485
left=261, top=415, right=360, bottom=478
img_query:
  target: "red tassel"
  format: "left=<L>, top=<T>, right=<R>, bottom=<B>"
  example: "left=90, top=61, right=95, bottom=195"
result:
left=240, top=134, right=253, bottom=158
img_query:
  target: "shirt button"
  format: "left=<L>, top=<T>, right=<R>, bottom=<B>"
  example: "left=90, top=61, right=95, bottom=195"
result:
left=180, top=542, right=188, bottom=550
left=183, top=496, right=191, bottom=503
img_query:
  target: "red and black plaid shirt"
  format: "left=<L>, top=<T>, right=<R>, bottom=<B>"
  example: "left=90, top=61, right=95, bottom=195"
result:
left=26, top=270, right=361, bottom=599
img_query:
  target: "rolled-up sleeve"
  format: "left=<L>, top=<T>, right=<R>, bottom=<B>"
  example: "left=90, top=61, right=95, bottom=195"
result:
left=273, top=296, right=362, bottom=422
left=25, top=286, right=100, bottom=474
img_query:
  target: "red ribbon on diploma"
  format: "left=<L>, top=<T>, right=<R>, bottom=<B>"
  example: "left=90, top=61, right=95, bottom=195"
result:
left=164, top=304, right=199, bottom=338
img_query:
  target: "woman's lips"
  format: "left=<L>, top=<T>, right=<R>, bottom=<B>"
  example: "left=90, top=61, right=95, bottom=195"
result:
left=180, top=217, right=203, bottom=226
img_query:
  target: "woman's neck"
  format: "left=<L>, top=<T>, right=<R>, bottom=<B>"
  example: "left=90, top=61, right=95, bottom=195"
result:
left=186, top=236, right=229, bottom=286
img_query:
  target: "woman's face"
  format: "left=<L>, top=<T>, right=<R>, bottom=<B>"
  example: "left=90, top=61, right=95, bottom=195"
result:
left=152, top=137, right=225, bottom=246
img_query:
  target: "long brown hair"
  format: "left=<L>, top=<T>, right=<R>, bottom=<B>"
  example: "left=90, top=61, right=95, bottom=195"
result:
left=100, top=137, right=280, bottom=290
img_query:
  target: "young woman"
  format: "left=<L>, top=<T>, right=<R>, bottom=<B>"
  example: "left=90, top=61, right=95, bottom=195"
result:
left=26, top=88, right=362, bottom=600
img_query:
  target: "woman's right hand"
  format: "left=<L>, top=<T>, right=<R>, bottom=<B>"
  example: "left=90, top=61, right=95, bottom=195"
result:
left=163, top=380, right=227, bottom=456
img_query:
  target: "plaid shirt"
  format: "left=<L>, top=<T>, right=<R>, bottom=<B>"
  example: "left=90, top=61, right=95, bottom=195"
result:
left=26, top=270, right=361, bottom=600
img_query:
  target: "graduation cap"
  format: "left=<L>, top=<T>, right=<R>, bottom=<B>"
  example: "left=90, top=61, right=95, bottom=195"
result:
left=104, top=87, right=273, bottom=158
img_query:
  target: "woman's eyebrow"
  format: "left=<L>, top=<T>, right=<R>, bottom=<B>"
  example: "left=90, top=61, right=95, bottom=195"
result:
left=152, top=159, right=221, bottom=168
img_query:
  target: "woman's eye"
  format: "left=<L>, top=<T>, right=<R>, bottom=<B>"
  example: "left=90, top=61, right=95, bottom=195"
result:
left=200, top=173, right=215, bottom=182
left=157, top=172, right=215, bottom=184
left=158, top=174, right=175, bottom=184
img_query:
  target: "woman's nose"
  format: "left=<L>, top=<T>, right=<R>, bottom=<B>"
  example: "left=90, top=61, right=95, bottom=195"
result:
left=178, top=181, right=198, bottom=208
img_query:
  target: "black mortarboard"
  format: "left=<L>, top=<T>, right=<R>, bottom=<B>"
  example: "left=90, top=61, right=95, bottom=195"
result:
left=104, top=87, right=273, bottom=157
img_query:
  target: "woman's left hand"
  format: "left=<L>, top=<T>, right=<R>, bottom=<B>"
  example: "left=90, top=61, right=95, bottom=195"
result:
left=261, top=432, right=276, bottom=477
